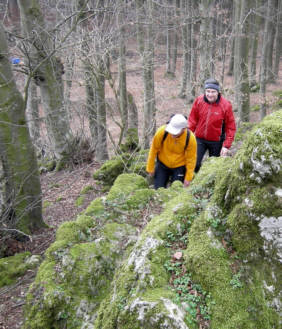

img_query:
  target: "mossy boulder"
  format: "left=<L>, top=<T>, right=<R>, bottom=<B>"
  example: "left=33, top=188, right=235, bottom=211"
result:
left=0, top=252, right=41, bottom=288
left=23, top=111, right=282, bottom=328
left=93, top=150, right=149, bottom=190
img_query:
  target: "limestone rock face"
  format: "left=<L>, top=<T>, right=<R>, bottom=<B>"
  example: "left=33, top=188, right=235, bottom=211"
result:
left=23, top=111, right=282, bottom=329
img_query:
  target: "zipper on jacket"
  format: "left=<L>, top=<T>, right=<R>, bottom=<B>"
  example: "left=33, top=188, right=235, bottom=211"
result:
left=204, top=105, right=212, bottom=139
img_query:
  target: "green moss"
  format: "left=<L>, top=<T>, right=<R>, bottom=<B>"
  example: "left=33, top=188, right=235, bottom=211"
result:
left=107, top=173, right=148, bottom=201
left=234, top=122, right=255, bottom=142
left=120, top=128, right=140, bottom=153
left=93, top=156, right=126, bottom=187
left=23, top=111, right=281, bottom=329
left=80, top=185, right=94, bottom=194
left=272, top=89, right=282, bottom=98
left=0, top=252, right=32, bottom=287
left=126, top=188, right=155, bottom=209
left=84, top=197, right=105, bottom=216
left=75, top=195, right=85, bottom=206
left=55, top=220, right=88, bottom=243
left=251, top=104, right=260, bottom=112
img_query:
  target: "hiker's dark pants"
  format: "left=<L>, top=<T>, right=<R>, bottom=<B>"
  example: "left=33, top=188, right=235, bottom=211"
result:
left=154, top=160, right=186, bottom=189
left=195, top=138, right=223, bottom=172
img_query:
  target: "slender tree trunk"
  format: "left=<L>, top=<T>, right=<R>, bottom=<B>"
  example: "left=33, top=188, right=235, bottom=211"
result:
left=266, top=0, right=277, bottom=83
left=238, top=0, right=250, bottom=122
left=233, top=0, right=242, bottom=111
left=249, top=0, right=260, bottom=87
left=179, top=0, right=191, bottom=98
left=128, top=92, right=139, bottom=130
left=26, top=78, right=41, bottom=151
left=0, top=23, right=44, bottom=234
left=171, top=1, right=179, bottom=75
left=274, top=0, right=282, bottom=81
left=137, top=0, right=156, bottom=148
left=85, top=61, right=98, bottom=149
left=18, top=0, right=73, bottom=163
left=199, top=0, right=213, bottom=84
left=227, top=2, right=236, bottom=76
left=259, top=0, right=274, bottom=118
left=95, top=59, right=108, bottom=161
left=165, top=0, right=178, bottom=77
left=186, top=0, right=198, bottom=103
left=118, top=0, right=128, bottom=140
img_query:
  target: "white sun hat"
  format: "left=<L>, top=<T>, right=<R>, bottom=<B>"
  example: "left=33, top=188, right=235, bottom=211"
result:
left=165, top=114, right=187, bottom=135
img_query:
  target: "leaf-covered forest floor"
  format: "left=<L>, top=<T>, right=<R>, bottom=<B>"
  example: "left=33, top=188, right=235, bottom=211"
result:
left=0, top=52, right=281, bottom=328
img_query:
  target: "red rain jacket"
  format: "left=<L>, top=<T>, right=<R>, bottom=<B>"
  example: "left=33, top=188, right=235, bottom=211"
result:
left=188, top=94, right=236, bottom=149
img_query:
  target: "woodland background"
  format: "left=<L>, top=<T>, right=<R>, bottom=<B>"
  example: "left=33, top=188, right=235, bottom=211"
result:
left=0, top=1, right=281, bottom=327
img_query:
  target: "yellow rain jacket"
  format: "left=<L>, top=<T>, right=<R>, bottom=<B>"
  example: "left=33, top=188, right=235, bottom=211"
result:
left=146, top=126, right=197, bottom=182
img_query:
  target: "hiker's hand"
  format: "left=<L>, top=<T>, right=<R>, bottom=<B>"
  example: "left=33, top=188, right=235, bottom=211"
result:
left=148, top=171, right=154, bottom=177
left=183, top=180, right=191, bottom=187
left=220, top=147, right=229, bottom=157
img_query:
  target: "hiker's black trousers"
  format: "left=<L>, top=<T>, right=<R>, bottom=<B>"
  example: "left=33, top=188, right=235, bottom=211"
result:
left=195, top=138, right=223, bottom=172
left=154, top=160, right=186, bottom=189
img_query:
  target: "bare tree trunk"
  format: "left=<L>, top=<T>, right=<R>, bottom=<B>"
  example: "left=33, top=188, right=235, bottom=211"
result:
left=259, top=0, right=275, bottom=118
left=227, top=1, right=236, bottom=76
left=95, top=59, right=109, bottom=161
left=118, top=0, right=128, bottom=140
left=199, top=0, right=213, bottom=84
left=266, top=0, right=277, bottom=83
left=171, top=0, right=179, bottom=75
left=186, top=0, right=198, bottom=103
left=137, top=0, right=156, bottom=148
left=85, top=62, right=98, bottom=148
left=165, top=0, right=178, bottom=77
left=274, top=0, right=282, bottom=81
left=18, top=0, right=73, bottom=163
left=0, top=23, right=44, bottom=235
left=128, top=92, right=139, bottom=130
left=26, top=78, right=41, bottom=150
left=233, top=0, right=241, bottom=112
left=249, top=0, right=261, bottom=87
left=238, top=0, right=250, bottom=122
left=179, top=0, right=191, bottom=98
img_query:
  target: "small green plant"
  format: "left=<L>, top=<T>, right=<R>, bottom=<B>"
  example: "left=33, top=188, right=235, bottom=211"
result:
left=80, top=185, right=94, bottom=195
left=164, top=257, right=212, bottom=328
left=207, top=216, right=222, bottom=229
left=230, top=272, right=243, bottom=289
left=75, top=195, right=85, bottom=207
left=43, top=200, right=52, bottom=210
left=251, top=104, right=260, bottom=112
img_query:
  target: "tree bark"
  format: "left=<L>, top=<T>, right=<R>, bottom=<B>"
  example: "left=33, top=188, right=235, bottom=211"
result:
left=274, top=0, right=282, bottom=81
left=179, top=0, right=191, bottom=98
left=137, top=0, right=156, bottom=148
left=238, top=0, right=250, bottom=122
left=0, top=23, right=44, bottom=235
left=118, top=0, right=128, bottom=140
left=18, top=0, right=73, bottom=162
left=259, top=0, right=276, bottom=118
left=266, top=0, right=277, bottom=83
left=26, top=78, right=41, bottom=151
left=199, top=0, right=213, bottom=84
left=249, top=0, right=261, bottom=87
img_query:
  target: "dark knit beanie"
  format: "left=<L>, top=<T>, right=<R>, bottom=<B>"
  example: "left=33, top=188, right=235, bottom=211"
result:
left=204, top=78, right=220, bottom=92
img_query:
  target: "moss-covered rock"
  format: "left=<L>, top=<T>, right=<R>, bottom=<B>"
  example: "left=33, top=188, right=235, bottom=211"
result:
left=93, top=150, right=149, bottom=189
left=23, top=111, right=282, bottom=328
left=0, top=252, right=41, bottom=287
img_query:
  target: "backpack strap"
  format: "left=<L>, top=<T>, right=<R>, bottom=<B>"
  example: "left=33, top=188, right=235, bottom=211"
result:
left=161, top=129, right=190, bottom=151
left=184, top=129, right=190, bottom=151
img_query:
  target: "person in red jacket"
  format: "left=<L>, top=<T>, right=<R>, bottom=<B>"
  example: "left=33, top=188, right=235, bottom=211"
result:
left=188, top=78, right=236, bottom=172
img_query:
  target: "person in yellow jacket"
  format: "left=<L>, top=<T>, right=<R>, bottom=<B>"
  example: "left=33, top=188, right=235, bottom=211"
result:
left=146, top=114, right=197, bottom=189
